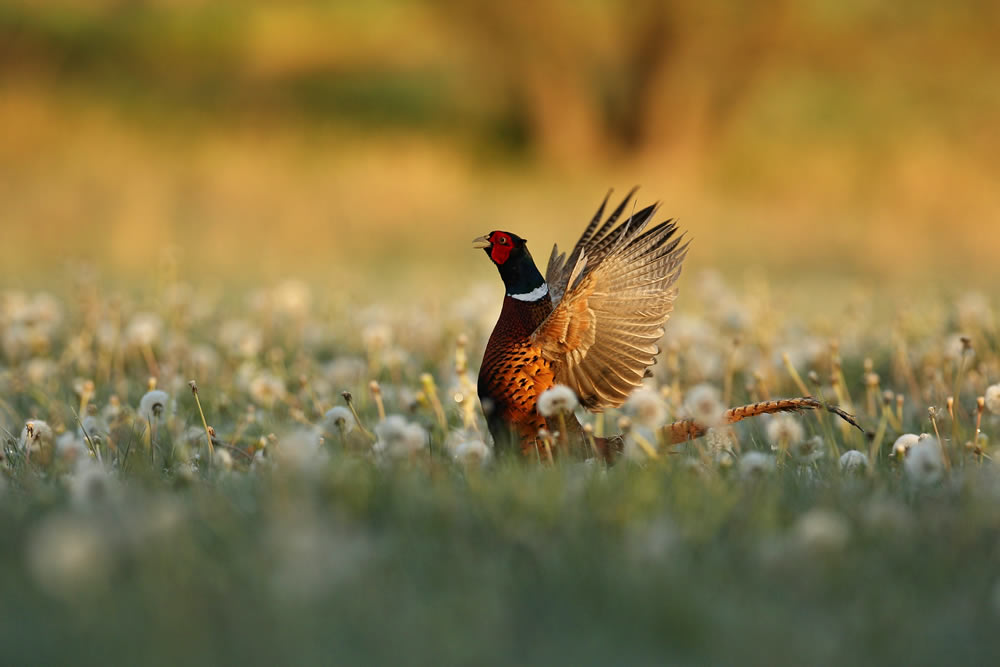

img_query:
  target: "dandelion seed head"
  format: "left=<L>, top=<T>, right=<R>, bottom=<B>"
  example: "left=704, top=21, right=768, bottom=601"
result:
left=452, top=438, right=492, bottom=467
left=138, top=389, right=170, bottom=423
left=125, top=312, right=163, bottom=348
left=174, top=461, right=198, bottom=481
left=26, top=513, right=110, bottom=597
left=683, top=384, right=724, bottom=427
left=361, top=323, right=392, bottom=350
left=56, top=432, right=89, bottom=461
left=248, top=373, right=286, bottom=408
left=766, top=414, right=805, bottom=450
left=374, top=415, right=428, bottom=458
left=213, top=448, right=233, bottom=471
left=273, top=429, right=325, bottom=470
left=839, top=450, right=869, bottom=474
left=705, top=426, right=737, bottom=456
left=793, top=509, right=851, bottom=554
left=219, top=319, right=263, bottom=359
left=67, top=462, right=115, bottom=509
left=624, top=388, right=668, bottom=428
left=322, top=406, right=355, bottom=435
left=101, top=395, right=123, bottom=423
left=891, top=433, right=921, bottom=459
left=537, top=384, right=578, bottom=417
left=19, top=419, right=53, bottom=452
left=739, top=451, right=775, bottom=479
left=904, top=437, right=944, bottom=485
left=985, top=384, right=1000, bottom=415
left=944, top=333, right=973, bottom=362
left=790, top=434, right=824, bottom=464
left=25, top=358, right=57, bottom=385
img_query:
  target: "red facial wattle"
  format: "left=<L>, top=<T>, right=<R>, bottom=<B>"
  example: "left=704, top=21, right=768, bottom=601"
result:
left=489, top=232, right=514, bottom=264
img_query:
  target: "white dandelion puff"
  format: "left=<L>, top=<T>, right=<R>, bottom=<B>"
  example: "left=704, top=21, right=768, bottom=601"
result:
left=452, top=438, right=492, bottom=467
left=56, top=432, right=89, bottom=461
left=213, top=448, right=234, bottom=471
left=322, top=406, right=356, bottom=435
left=361, top=323, right=393, bottom=350
left=26, top=513, right=111, bottom=597
left=839, top=450, right=869, bottom=474
left=67, top=462, right=116, bottom=509
left=985, top=384, right=1000, bottom=416
left=273, top=429, right=326, bottom=470
left=248, top=373, right=286, bottom=408
left=19, top=419, right=53, bottom=453
left=683, top=384, right=725, bottom=427
left=790, top=434, right=824, bottom=465
left=793, top=509, right=851, bottom=554
left=124, top=312, right=163, bottom=348
left=537, top=384, right=579, bottom=417
left=904, top=437, right=944, bottom=485
left=374, top=415, right=428, bottom=458
left=24, top=358, right=56, bottom=385
left=943, top=333, right=973, bottom=362
left=624, top=388, right=669, bottom=428
left=891, top=433, right=921, bottom=459
left=137, top=389, right=170, bottom=423
left=78, top=414, right=109, bottom=445
left=705, top=426, right=738, bottom=461
left=739, top=451, right=776, bottom=479
left=219, top=319, right=263, bottom=359
left=766, top=414, right=805, bottom=451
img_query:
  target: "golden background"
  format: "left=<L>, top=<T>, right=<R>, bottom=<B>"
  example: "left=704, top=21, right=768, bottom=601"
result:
left=1, top=0, right=997, bottom=291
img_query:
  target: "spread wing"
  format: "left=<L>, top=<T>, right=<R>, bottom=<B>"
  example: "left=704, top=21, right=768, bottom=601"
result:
left=534, top=191, right=688, bottom=410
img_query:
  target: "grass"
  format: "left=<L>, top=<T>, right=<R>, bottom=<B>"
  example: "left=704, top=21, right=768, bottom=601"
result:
left=2, top=271, right=1000, bottom=665
left=2, top=4, right=999, bottom=662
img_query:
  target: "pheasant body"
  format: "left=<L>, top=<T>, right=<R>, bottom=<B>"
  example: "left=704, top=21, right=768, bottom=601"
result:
left=477, top=297, right=556, bottom=452
left=473, top=189, right=864, bottom=459
left=475, top=189, right=687, bottom=456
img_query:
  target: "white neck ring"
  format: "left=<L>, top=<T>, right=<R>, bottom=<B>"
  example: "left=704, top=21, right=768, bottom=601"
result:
left=509, top=282, right=549, bottom=302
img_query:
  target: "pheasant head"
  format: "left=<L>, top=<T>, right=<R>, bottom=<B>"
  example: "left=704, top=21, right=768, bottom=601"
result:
left=472, top=231, right=548, bottom=301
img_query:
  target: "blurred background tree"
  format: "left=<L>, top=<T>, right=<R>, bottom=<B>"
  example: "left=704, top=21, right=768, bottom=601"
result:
left=0, top=0, right=997, bottom=286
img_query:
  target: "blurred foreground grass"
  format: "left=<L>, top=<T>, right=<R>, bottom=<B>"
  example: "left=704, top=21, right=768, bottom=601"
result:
left=3, top=2, right=1000, bottom=663
left=2, top=271, right=1000, bottom=664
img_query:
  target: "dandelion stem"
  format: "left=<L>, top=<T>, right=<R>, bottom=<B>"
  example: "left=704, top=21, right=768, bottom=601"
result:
left=420, top=374, right=448, bottom=432
left=975, top=397, right=985, bottom=460
left=370, top=381, right=386, bottom=422
left=556, top=411, right=569, bottom=456
left=342, top=391, right=375, bottom=442
left=782, top=352, right=811, bottom=397
left=868, top=409, right=887, bottom=468
left=928, top=407, right=950, bottom=471
left=70, top=406, right=102, bottom=465
left=141, top=343, right=161, bottom=379
left=189, top=380, right=215, bottom=465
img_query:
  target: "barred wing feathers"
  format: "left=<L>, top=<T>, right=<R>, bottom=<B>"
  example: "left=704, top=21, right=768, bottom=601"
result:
left=533, top=192, right=688, bottom=410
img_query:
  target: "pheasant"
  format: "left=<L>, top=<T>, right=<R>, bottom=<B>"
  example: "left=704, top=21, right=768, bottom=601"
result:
left=474, top=189, right=861, bottom=460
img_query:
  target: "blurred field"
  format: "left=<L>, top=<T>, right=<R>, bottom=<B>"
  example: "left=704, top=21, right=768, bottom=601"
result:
left=3, top=3, right=1000, bottom=665
left=1, top=0, right=998, bottom=289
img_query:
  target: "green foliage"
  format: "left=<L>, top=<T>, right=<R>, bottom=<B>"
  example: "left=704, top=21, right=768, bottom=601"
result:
left=1, top=274, right=999, bottom=663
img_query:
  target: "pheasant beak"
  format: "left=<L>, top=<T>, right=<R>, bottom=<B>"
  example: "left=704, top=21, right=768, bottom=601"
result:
left=471, top=235, right=491, bottom=249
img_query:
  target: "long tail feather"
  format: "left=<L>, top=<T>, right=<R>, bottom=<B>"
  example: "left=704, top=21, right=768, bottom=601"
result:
left=663, top=397, right=863, bottom=445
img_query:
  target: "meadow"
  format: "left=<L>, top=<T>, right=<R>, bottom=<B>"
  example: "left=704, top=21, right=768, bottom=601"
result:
left=3, top=268, right=1000, bottom=665
left=3, top=1, right=1000, bottom=664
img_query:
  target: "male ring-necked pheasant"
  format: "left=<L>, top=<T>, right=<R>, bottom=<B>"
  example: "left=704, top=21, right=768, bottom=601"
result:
left=474, top=188, right=861, bottom=459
